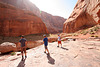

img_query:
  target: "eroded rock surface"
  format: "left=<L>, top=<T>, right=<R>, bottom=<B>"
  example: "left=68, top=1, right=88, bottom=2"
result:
left=63, top=0, right=100, bottom=33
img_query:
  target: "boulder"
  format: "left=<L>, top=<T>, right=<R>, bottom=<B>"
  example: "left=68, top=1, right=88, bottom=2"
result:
left=48, top=37, right=57, bottom=42
left=0, top=42, right=16, bottom=54
left=63, top=0, right=100, bottom=33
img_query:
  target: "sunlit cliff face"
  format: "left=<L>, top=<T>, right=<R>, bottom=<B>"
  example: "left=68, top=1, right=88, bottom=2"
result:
left=29, top=0, right=68, bottom=18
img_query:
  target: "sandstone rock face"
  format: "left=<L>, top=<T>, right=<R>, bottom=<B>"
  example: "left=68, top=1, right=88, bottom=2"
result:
left=0, top=0, right=66, bottom=33
left=63, top=0, right=100, bottom=33
left=0, top=42, right=16, bottom=53
left=0, top=0, right=41, bottom=17
left=41, top=11, right=65, bottom=33
left=0, top=2, right=48, bottom=36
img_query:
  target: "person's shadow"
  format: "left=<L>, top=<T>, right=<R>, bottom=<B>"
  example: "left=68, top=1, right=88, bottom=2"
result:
left=61, top=47, right=68, bottom=50
left=17, top=58, right=26, bottom=67
left=46, top=54, right=55, bottom=65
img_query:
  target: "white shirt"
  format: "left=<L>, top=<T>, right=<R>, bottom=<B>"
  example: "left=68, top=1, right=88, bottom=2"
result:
left=58, top=36, right=61, bottom=41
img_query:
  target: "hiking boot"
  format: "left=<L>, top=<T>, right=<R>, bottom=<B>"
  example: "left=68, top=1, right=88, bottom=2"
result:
left=44, top=51, right=46, bottom=53
left=25, top=56, right=27, bottom=58
left=47, top=53, right=50, bottom=55
left=22, top=58, right=24, bottom=61
left=22, top=56, right=24, bottom=61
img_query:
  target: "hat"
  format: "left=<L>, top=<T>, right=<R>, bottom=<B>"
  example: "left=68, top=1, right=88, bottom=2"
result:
left=43, top=34, right=46, bottom=37
left=21, top=35, right=24, bottom=38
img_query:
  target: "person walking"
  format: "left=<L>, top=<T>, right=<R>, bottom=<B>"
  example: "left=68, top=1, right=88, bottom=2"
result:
left=19, top=35, right=27, bottom=61
left=43, top=34, right=49, bottom=54
left=57, top=34, right=62, bottom=48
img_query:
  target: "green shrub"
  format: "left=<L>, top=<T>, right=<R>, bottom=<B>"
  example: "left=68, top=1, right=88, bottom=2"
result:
left=94, top=27, right=98, bottom=31
left=67, top=34, right=73, bottom=36
left=83, top=31, right=88, bottom=35
left=73, top=33, right=78, bottom=36
left=80, top=31, right=84, bottom=34
left=90, top=29, right=93, bottom=32
left=95, top=35, right=98, bottom=38
left=10, top=52, right=16, bottom=56
left=93, top=26, right=100, bottom=31
left=80, top=30, right=88, bottom=35
left=91, top=35, right=94, bottom=37
left=90, top=32, right=95, bottom=34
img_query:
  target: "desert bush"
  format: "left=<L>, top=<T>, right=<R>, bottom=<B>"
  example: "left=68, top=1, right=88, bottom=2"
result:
left=94, top=35, right=98, bottom=38
left=72, top=33, right=78, bottom=36
left=90, top=29, right=93, bottom=32
left=83, top=31, right=88, bottom=35
left=10, top=52, right=16, bottom=56
left=92, top=26, right=100, bottom=31
left=67, top=34, right=73, bottom=36
left=80, top=30, right=88, bottom=35
left=91, top=35, right=94, bottom=37
left=90, top=32, right=95, bottom=34
left=93, top=27, right=98, bottom=31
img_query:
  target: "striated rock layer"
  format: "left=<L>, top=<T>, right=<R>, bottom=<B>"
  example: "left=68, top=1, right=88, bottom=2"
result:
left=63, top=0, right=100, bottom=33
left=0, top=2, right=48, bottom=36
left=0, top=0, right=66, bottom=33
left=41, top=11, right=65, bottom=33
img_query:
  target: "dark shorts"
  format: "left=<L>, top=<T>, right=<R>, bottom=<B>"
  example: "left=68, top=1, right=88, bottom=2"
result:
left=58, top=41, right=61, bottom=44
left=21, top=47, right=26, bottom=53
left=44, top=46, right=48, bottom=49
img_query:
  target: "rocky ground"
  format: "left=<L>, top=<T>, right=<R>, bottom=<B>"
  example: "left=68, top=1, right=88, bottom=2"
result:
left=0, top=39, right=100, bottom=67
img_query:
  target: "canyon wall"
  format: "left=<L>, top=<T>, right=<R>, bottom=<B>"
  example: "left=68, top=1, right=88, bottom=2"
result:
left=0, top=2, right=48, bottom=36
left=0, top=0, right=66, bottom=33
left=63, top=0, right=100, bottom=33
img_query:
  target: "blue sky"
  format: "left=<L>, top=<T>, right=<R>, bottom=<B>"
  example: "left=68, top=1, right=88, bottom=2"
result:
left=29, top=0, right=77, bottom=19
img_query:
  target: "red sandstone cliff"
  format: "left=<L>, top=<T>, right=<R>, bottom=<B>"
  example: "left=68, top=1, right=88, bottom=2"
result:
left=0, top=2, right=48, bottom=36
left=41, top=11, right=65, bottom=33
left=0, top=0, right=66, bottom=33
left=63, top=0, right=100, bottom=33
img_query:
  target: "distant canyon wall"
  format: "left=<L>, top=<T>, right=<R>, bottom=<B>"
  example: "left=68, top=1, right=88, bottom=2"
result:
left=63, top=0, right=100, bottom=33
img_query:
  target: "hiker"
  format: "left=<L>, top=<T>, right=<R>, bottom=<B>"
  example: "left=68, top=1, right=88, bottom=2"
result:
left=43, top=34, right=49, bottom=54
left=57, top=34, right=62, bottom=47
left=19, top=35, right=27, bottom=61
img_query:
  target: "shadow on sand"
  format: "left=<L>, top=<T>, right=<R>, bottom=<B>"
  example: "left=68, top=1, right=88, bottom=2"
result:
left=46, top=54, right=55, bottom=65
left=17, top=58, right=26, bottom=67
left=61, top=47, right=68, bottom=50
